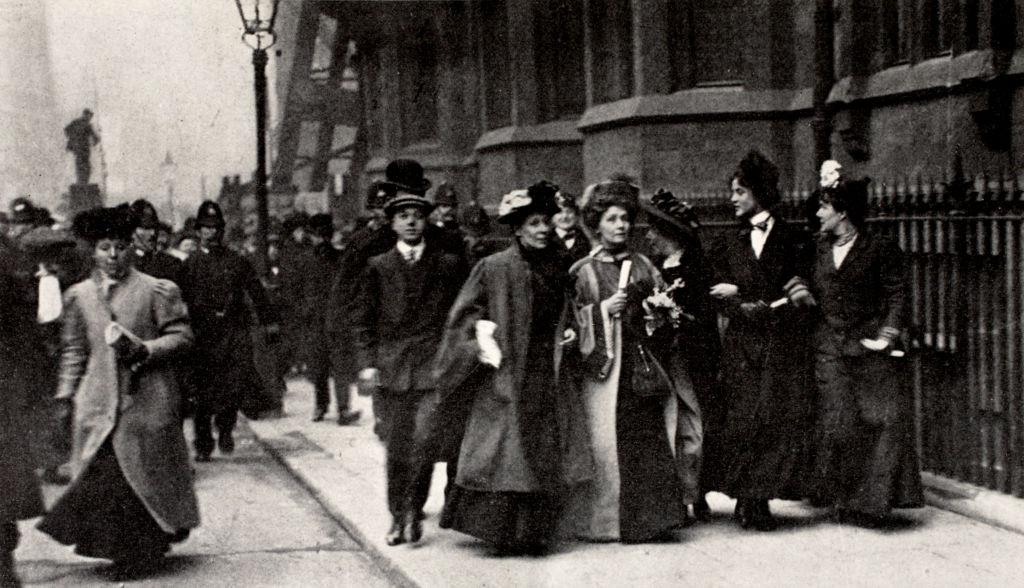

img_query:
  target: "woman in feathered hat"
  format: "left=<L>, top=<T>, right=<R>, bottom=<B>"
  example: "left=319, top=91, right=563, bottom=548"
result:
left=805, top=161, right=923, bottom=523
left=562, top=175, right=688, bottom=543
left=641, top=189, right=720, bottom=520
left=702, top=151, right=816, bottom=531
left=38, top=206, right=199, bottom=577
left=430, top=180, right=593, bottom=553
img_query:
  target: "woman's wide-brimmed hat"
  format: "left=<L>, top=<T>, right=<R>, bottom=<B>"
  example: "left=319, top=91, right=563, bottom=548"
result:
left=72, top=204, right=138, bottom=243
left=641, top=189, right=700, bottom=246
left=497, top=180, right=561, bottom=225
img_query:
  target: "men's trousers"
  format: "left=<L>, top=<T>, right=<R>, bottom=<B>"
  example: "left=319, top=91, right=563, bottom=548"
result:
left=374, top=388, right=438, bottom=518
left=192, top=408, right=238, bottom=455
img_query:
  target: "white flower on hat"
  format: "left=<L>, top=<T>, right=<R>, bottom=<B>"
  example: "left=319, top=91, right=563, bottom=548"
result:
left=819, top=160, right=843, bottom=189
left=497, top=189, right=531, bottom=218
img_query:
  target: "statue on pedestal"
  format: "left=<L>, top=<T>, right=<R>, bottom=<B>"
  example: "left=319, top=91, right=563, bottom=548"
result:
left=64, top=109, right=99, bottom=186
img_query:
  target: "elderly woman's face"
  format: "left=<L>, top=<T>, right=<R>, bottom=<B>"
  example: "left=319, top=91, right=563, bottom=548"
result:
left=730, top=178, right=762, bottom=219
left=93, top=238, right=132, bottom=278
left=597, top=205, right=631, bottom=249
left=515, top=213, right=553, bottom=250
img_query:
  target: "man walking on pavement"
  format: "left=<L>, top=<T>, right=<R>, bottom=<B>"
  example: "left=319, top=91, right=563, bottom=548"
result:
left=178, top=201, right=279, bottom=462
left=306, top=213, right=360, bottom=425
left=277, top=212, right=312, bottom=376
left=327, top=181, right=396, bottom=436
left=352, top=159, right=463, bottom=546
left=129, top=199, right=182, bottom=284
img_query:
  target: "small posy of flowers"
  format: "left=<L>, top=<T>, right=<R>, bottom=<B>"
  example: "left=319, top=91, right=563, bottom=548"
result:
left=644, top=278, right=690, bottom=327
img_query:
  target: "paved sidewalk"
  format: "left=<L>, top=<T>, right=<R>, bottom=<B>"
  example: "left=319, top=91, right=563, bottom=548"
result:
left=249, top=379, right=1024, bottom=588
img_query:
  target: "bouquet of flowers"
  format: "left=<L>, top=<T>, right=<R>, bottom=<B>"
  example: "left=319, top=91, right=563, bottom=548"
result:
left=643, top=278, right=691, bottom=328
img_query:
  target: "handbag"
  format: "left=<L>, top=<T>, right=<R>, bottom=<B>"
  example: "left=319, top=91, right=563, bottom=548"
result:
left=632, top=343, right=673, bottom=398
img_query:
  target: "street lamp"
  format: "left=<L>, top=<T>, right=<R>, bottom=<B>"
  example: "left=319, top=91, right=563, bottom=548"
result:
left=235, top=0, right=280, bottom=274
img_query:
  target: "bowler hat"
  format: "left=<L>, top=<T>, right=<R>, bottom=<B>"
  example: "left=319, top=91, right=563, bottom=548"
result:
left=381, top=159, right=432, bottom=196
left=195, top=200, right=225, bottom=228
left=130, top=199, right=160, bottom=229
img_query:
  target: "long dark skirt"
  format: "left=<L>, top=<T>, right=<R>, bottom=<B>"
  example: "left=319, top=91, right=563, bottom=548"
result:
left=445, top=487, right=562, bottom=549
left=810, top=353, right=924, bottom=515
left=37, top=441, right=187, bottom=562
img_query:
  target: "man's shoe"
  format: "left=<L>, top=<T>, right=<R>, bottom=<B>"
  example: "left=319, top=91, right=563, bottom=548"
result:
left=312, top=407, right=327, bottom=422
left=405, top=511, right=424, bottom=543
left=337, top=409, right=362, bottom=426
left=385, top=519, right=406, bottom=546
left=217, top=434, right=235, bottom=455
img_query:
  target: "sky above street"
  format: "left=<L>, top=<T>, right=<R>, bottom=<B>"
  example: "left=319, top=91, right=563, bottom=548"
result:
left=46, top=0, right=264, bottom=223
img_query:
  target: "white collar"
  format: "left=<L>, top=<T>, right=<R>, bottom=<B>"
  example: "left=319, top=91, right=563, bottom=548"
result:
left=748, top=210, right=772, bottom=226
left=396, top=240, right=425, bottom=258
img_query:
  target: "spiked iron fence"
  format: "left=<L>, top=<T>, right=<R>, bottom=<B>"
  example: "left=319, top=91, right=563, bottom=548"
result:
left=683, top=167, right=1024, bottom=497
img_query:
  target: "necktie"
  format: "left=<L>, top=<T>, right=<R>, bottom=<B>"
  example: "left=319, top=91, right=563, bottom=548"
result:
left=751, top=220, right=769, bottom=232
left=404, top=249, right=417, bottom=264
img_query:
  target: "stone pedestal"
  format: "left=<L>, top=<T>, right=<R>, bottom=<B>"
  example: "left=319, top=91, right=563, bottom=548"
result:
left=66, top=184, right=103, bottom=218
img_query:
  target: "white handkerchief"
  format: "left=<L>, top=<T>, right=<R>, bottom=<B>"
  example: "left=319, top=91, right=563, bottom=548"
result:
left=37, top=274, right=62, bottom=324
left=475, top=320, right=502, bottom=368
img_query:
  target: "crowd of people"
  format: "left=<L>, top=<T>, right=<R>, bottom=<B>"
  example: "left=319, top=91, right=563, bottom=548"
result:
left=1, top=150, right=925, bottom=585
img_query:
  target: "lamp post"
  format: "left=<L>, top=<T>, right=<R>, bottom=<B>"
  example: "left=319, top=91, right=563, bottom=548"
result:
left=234, top=0, right=280, bottom=274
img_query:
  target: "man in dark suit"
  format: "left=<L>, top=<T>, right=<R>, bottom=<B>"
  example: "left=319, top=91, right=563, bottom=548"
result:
left=352, top=159, right=462, bottom=547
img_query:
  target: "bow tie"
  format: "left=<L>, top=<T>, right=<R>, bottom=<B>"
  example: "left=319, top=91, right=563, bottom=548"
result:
left=750, top=220, right=769, bottom=232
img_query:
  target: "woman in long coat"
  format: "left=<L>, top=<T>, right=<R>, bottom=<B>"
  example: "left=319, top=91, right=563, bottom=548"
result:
left=705, top=151, right=816, bottom=530
left=806, top=165, right=923, bottom=522
left=1, top=249, right=45, bottom=586
left=38, top=206, right=199, bottom=573
left=641, top=189, right=720, bottom=518
left=432, top=181, right=592, bottom=553
left=564, top=177, right=687, bottom=543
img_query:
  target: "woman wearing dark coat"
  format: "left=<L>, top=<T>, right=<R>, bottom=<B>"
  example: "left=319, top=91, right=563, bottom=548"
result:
left=1, top=250, right=46, bottom=587
left=37, top=206, right=199, bottom=575
left=432, top=181, right=593, bottom=553
left=641, top=189, right=720, bottom=518
left=806, top=164, right=923, bottom=522
left=563, top=177, right=688, bottom=543
left=705, top=151, right=816, bottom=530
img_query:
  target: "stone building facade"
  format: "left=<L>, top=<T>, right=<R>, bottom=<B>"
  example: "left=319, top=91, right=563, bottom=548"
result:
left=271, top=0, right=1024, bottom=216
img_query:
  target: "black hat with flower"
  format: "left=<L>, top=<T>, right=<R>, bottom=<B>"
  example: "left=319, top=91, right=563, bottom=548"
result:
left=817, top=159, right=871, bottom=228
left=496, top=180, right=561, bottom=226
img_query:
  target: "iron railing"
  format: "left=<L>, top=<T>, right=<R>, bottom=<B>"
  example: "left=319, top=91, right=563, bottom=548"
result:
left=682, top=167, right=1024, bottom=497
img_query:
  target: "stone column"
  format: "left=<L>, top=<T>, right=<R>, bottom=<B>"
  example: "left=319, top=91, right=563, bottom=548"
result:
left=507, top=0, right=538, bottom=126
left=631, top=0, right=670, bottom=96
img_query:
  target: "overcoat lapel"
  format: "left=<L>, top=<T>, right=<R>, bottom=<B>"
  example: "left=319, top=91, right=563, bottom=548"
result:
left=383, top=249, right=408, bottom=315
